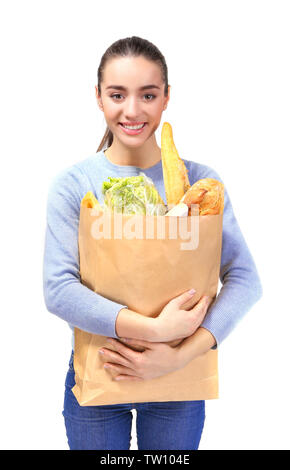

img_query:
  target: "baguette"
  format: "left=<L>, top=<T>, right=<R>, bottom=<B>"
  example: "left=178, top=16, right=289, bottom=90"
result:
left=161, top=122, right=191, bottom=206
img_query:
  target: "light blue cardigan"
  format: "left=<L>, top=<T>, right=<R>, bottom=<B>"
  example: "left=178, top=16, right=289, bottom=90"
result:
left=43, top=151, right=263, bottom=348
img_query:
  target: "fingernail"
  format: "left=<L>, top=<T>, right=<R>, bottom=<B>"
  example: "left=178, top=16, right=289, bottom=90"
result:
left=98, top=349, right=104, bottom=354
left=188, top=289, right=196, bottom=295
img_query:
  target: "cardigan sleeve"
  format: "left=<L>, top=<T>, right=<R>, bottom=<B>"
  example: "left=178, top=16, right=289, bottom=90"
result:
left=189, top=163, right=263, bottom=347
left=42, top=165, right=128, bottom=337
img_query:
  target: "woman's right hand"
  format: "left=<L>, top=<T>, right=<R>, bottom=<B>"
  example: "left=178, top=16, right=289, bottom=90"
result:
left=154, top=290, right=212, bottom=342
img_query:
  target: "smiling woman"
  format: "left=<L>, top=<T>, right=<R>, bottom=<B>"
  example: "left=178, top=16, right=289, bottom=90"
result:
left=43, top=35, right=262, bottom=451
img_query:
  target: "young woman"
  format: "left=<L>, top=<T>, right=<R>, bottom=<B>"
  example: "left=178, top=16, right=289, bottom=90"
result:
left=43, top=36, right=263, bottom=450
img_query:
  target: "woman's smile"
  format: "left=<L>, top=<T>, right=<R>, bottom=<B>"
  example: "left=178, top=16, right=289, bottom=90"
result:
left=118, top=122, right=147, bottom=135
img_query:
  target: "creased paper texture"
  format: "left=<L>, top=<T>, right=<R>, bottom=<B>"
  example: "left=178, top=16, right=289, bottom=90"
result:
left=72, top=207, right=223, bottom=406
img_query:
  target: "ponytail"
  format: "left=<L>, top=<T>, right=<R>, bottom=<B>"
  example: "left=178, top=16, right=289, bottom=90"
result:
left=97, top=126, right=113, bottom=153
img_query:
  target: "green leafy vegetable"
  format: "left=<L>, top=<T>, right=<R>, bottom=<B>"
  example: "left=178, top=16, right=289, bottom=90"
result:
left=102, top=173, right=166, bottom=215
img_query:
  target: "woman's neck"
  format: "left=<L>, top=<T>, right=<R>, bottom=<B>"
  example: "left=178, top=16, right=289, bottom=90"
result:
left=104, top=136, right=161, bottom=169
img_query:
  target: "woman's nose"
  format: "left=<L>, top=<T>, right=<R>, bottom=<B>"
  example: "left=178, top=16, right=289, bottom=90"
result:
left=123, top=96, right=142, bottom=119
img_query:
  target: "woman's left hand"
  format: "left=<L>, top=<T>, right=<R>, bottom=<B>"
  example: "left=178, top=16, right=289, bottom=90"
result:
left=99, top=337, right=183, bottom=381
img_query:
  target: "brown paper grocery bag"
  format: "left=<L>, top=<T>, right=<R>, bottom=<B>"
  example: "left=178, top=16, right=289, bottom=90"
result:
left=72, top=207, right=223, bottom=406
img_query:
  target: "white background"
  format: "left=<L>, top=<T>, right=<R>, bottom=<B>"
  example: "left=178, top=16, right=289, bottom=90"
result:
left=0, top=0, right=289, bottom=450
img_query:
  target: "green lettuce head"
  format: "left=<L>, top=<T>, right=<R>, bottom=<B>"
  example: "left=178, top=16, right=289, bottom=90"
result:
left=102, top=173, right=166, bottom=215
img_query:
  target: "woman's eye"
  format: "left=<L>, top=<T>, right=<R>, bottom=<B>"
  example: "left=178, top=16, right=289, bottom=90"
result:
left=144, top=94, right=156, bottom=101
left=111, top=94, right=123, bottom=100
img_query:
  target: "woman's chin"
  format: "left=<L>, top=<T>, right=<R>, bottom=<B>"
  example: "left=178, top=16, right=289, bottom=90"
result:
left=118, top=136, right=147, bottom=148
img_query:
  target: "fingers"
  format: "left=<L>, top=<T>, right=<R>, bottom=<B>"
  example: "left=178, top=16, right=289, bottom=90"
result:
left=171, top=288, right=196, bottom=308
left=183, top=295, right=212, bottom=334
left=99, top=347, right=132, bottom=368
left=102, top=338, right=141, bottom=362
left=103, top=362, right=142, bottom=378
left=101, top=339, right=147, bottom=380
left=191, top=295, right=212, bottom=317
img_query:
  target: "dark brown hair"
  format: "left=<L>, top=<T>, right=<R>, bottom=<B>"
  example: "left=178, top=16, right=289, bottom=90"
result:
left=96, top=36, right=169, bottom=152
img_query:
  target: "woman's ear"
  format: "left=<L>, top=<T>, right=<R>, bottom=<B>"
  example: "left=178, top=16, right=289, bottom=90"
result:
left=163, top=85, right=171, bottom=110
left=95, top=85, right=103, bottom=111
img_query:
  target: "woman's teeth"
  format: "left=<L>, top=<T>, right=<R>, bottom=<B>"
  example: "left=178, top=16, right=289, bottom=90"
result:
left=121, top=123, right=145, bottom=129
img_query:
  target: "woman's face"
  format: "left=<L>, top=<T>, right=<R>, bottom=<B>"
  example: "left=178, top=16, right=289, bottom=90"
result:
left=96, top=56, right=170, bottom=148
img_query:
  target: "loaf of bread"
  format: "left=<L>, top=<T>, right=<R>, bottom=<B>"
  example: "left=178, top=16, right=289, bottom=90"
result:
left=180, top=178, right=224, bottom=215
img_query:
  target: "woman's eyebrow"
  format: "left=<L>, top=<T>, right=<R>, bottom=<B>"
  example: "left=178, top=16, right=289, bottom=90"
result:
left=105, top=85, right=160, bottom=91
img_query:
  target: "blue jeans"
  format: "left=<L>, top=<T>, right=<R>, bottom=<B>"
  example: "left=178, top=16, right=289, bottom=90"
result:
left=63, top=351, right=205, bottom=450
